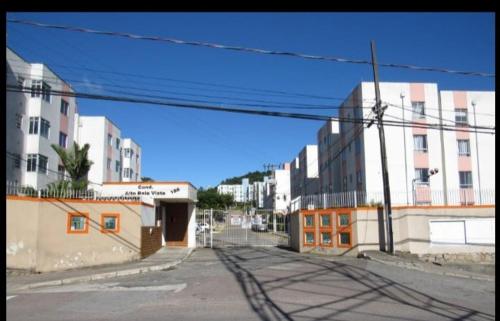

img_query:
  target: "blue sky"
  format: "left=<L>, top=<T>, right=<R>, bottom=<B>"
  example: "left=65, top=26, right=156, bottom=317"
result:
left=7, top=12, right=495, bottom=188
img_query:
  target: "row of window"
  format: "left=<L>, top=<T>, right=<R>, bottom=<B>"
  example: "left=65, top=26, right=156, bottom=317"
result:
left=414, top=168, right=473, bottom=188
left=413, top=135, right=471, bottom=156
left=304, top=231, right=350, bottom=246
left=304, top=213, right=350, bottom=228
left=28, top=117, right=69, bottom=148
left=68, top=212, right=120, bottom=234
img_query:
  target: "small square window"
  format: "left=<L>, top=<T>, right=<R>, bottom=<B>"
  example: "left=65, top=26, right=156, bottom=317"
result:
left=305, top=232, right=315, bottom=244
left=321, top=232, right=332, bottom=245
left=304, top=215, right=314, bottom=227
left=339, top=232, right=350, bottom=245
left=320, top=214, right=331, bottom=227
left=67, top=212, right=89, bottom=234
left=101, top=213, right=120, bottom=233
left=339, top=214, right=350, bottom=226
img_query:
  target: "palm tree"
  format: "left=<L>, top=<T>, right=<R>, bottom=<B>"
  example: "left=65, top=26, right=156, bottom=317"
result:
left=51, top=142, right=94, bottom=191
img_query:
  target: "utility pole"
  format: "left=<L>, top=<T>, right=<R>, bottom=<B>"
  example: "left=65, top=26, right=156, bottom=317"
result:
left=370, top=41, right=394, bottom=254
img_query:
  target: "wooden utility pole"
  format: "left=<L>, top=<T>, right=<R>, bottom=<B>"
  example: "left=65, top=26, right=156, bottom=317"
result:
left=370, top=41, right=394, bottom=254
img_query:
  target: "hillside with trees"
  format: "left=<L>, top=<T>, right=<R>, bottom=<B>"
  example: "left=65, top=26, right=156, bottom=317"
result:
left=220, top=170, right=271, bottom=185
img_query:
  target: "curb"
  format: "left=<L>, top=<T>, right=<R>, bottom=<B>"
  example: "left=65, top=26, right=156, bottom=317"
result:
left=14, top=248, right=194, bottom=291
left=365, top=255, right=494, bottom=282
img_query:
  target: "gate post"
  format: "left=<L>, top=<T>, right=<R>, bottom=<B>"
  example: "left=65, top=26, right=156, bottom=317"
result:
left=203, top=210, right=206, bottom=247
left=210, top=208, right=213, bottom=248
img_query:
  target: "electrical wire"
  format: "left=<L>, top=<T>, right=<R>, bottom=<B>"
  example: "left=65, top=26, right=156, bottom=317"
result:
left=7, top=85, right=495, bottom=135
left=8, top=19, right=495, bottom=78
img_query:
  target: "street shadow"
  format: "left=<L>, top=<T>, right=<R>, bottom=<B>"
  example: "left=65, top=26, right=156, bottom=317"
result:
left=213, top=246, right=494, bottom=321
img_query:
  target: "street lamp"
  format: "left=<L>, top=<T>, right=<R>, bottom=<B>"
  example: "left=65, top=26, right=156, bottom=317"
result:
left=412, top=168, right=439, bottom=205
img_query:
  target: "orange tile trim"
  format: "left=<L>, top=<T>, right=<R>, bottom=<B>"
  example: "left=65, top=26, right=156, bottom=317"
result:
left=7, top=195, right=154, bottom=208
left=66, top=212, right=90, bottom=234
left=102, top=181, right=197, bottom=189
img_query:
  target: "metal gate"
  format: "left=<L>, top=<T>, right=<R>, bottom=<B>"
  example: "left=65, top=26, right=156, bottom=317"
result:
left=196, top=208, right=290, bottom=248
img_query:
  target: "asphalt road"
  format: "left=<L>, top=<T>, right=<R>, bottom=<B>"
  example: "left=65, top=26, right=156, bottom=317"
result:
left=198, top=225, right=288, bottom=247
left=7, top=247, right=495, bottom=321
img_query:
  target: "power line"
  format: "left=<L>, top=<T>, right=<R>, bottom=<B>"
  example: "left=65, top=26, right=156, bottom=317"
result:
left=8, top=19, right=495, bottom=78
left=9, top=71, right=374, bottom=111
left=7, top=85, right=495, bottom=135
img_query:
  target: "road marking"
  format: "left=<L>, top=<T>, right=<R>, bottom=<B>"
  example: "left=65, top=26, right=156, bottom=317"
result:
left=7, top=296, right=16, bottom=301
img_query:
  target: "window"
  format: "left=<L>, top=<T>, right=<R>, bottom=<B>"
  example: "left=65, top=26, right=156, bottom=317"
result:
left=339, top=233, right=351, bottom=245
left=27, top=154, right=37, bottom=172
left=67, top=212, right=89, bottom=234
left=116, top=138, right=120, bottom=149
left=135, top=173, right=138, bottom=181
left=31, top=80, right=42, bottom=97
left=60, top=100, right=69, bottom=115
left=58, top=165, right=65, bottom=181
left=41, top=82, right=51, bottom=102
left=321, top=232, right=332, bottom=245
left=457, top=140, right=471, bottom=156
left=38, top=155, right=48, bottom=174
left=339, top=214, right=350, bottom=226
left=107, top=158, right=111, bottom=170
left=101, top=213, right=120, bottom=233
left=124, top=148, right=131, bottom=158
left=17, top=76, right=24, bottom=88
left=304, top=215, right=314, bottom=227
left=13, top=154, right=21, bottom=169
left=412, top=101, right=425, bottom=118
left=413, top=135, right=428, bottom=152
left=15, top=113, right=22, bottom=129
left=115, top=160, right=120, bottom=173
left=415, top=168, right=429, bottom=184
left=320, top=214, right=331, bottom=227
left=59, top=132, right=67, bottom=148
left=305, top=232, right=315, bottom=244
left=123, top=168, right=130, bottom=178
left=459, top=171, right=473, bottom=189
left=108, top=134, right=112, bottom=146
left=40, top=118, right=50, bottom=138
left=29, top=117, right=39, bottom=134
left=455, top=109, right=468, bottom=127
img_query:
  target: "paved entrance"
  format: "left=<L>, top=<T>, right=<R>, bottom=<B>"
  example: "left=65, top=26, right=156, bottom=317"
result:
left=195, top=209, right=289, bottom=248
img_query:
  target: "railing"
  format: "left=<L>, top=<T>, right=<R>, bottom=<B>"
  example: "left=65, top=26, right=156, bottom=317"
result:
left=6, top=181, right=142, bottom=202
left=290, top=188, right=495, bottom=211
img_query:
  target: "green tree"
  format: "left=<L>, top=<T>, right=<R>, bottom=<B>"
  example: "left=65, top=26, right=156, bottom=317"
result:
left=141, top=176, right=155, bottom=182
left=51, top=142, right=94, bottom=190
left=197, top=187, right=234, bottom=209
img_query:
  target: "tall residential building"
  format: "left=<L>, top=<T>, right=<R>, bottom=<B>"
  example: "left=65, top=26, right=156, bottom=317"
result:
left=6, top=47, right=77, bottom=189
left=122, top=138, right=142, bottom=182
left=317, top=120, right=341, bottom=194
left=217, top=184, right=244, bottom=202
left=253, top=181, right=265, bottom=208
left=336, top=82, right=494, bottom=205
left=263, top=163, right=291, bottom=213
left=290, top=145, right=319, bottom=199
left=74, top=116, right=123, bottom=188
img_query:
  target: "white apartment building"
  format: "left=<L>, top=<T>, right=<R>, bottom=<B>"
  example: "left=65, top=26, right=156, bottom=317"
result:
left=74, top=116, right=122, bottom=188
left=122, top=138, right=142, bottom=182
left=290, top=145, right=319, bottom=199
left=335, top=82, right=494, bottom=205
left=253, top=181, right=265, bottom=208
left=6, top=47, right=77, bottom=189
left=439, top=90, right=495, bottom=201
left=217, top=184, right=244, bottom=203
left=317, top=120, right=341, bottom=194
left=262, top=164, right=291, bottom=213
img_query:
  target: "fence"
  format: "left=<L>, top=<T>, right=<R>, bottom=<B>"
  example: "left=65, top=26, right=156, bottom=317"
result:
left=6, top=181, right=142, bottom=202
left=291, top=188, right=495, bottom=211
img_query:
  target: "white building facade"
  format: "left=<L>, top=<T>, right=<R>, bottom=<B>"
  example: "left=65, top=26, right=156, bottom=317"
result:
left=335, top=82, right=494, bottom=206
left=122, top=138, right=142, bottom=182
left=317, top=120, right=341, bottom=194
left=290, top=145, right=319, bottom=199
left=6, top=48, right=78, bottom=189
left=262, top=164, right=291, bottom=213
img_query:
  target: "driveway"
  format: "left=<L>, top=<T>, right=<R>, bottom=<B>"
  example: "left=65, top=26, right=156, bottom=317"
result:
left=7, top=247, right=495, bottom=321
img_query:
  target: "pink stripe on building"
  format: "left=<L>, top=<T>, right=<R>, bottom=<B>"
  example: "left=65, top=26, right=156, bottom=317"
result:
left=453, top=91, right=468, bottom=109
left=410, top=83, right=425, bottom=102
left=413, top=151, right=429, bottom=168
